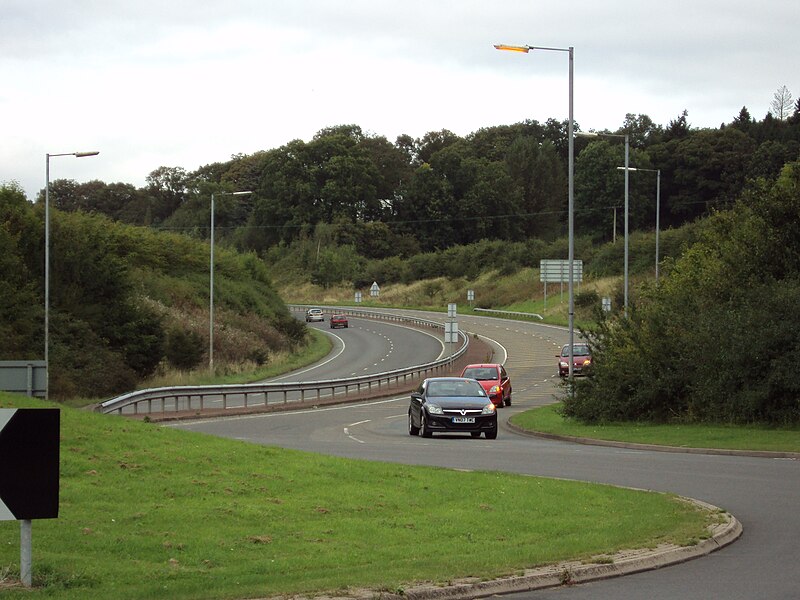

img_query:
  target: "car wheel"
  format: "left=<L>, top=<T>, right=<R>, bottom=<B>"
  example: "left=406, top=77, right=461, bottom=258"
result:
left=470, top=431, right=481, bottom=438
left=408, top=412, right=419, bottom=436
left=485, top=427, right=498, bottom=440
left=420, top=414, right=432, bottom=438
left=505, top=395, right=511, bottom=406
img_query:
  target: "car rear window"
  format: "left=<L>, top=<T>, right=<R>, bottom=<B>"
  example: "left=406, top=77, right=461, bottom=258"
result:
left=463, top=368, right=497, bottom=380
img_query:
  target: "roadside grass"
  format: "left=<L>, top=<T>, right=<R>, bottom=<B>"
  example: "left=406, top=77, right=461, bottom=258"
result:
left=277, top=272, right=615, bottom=329
left=511, top=403, right=800, bottom=453
left=0, top=393, right=714, bottom=600
left=60, top=329, right=332, bottom=410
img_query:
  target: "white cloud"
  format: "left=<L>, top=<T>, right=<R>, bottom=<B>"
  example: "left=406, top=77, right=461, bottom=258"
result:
left=2, top=0, right=798, bottom=200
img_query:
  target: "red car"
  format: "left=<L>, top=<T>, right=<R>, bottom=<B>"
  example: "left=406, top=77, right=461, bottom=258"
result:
left=460, top=363, right=512, bottom=407
left=557, top=343, right=592, bottom=377
left=329, top=314, right=349, bottom=329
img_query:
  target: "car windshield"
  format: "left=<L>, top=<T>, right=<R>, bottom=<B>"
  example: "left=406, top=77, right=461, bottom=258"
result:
left=462, top=368, right=497, bottom=381
left=427, top=380, right=484, bottom=397
left=563, top=344, right=590, bottom=356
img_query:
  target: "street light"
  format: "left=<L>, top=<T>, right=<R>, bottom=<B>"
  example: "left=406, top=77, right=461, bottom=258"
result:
left=577, top=132, right=630, bottom=316
left=494, top=42, right=575, bottom=379
left=617, top=166, right=661, bottom=281
left=209, top=190, right=253, bottom=370
left=45, top=151, right=100, bottom=399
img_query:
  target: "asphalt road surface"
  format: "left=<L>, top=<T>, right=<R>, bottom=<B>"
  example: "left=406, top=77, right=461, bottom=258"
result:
left=174, top=311, right=800, bottom=600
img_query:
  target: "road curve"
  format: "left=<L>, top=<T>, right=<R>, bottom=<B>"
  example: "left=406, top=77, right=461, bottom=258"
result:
left=175, top=310, right=800, bottom=600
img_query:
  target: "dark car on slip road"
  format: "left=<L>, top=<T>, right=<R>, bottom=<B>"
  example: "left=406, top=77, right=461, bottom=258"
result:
left=408, top=377, right=498, bottom=439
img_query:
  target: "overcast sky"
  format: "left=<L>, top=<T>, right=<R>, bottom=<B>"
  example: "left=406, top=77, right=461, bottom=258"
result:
left=2, top=0, right=798, bottom=201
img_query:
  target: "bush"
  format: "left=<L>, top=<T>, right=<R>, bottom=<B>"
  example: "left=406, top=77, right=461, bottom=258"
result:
left=563, top=162, right=800, bottom=426
left=164, top=328, right=204, bottom=370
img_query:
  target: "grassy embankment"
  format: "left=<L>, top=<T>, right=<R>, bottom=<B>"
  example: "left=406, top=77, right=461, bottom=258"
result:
left=275, top=267, right=617, bottom=328
left=0, top=392, right=717, bottom=600
left=511, top=403, right=800, bottom=453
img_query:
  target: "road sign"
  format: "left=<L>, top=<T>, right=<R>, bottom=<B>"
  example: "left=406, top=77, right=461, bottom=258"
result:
left=0, top=409, right=60, bottom=521
left=370, top=282, right=380, bottom=297
left=444, top=321, right=459, bottom=344
left=539, top=259, right=583, bottom=283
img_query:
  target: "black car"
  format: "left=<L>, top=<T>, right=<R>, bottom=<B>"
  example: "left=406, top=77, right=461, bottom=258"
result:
left=408, top=377, right=498, bottom=439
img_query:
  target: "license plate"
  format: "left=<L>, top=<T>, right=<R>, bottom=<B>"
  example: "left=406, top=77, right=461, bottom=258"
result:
left=452, top=417, right=475, bottom=424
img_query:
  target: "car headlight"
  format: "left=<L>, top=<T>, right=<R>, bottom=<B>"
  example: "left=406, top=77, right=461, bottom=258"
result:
left=489, top=385, right=500, bottom=395
left=584, top=358, right=591, bottom=365
left=426, top=404, right=443, bottom=415
left=559, top=361, right=568, bottom=368
left=482, top=403, right=496, bottom=415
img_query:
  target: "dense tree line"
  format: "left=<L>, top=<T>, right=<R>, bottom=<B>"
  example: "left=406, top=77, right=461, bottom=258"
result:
left=38, top=101, right=800, bottom=271
left=0, top=183, right=303, bottom=399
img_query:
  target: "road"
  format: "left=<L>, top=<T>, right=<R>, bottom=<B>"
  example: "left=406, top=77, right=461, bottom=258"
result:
left=174, top=311, right=800, bottom=599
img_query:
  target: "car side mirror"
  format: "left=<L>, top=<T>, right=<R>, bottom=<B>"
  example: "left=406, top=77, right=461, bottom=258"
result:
left=411, top=392, right=424, bottom=402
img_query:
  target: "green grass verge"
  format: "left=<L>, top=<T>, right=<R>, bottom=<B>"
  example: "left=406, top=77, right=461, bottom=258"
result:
left=511, top=403, right=800, bottom=453
left=0, top=393, right=714, bottom=599
left=60, top=329, right=333, bottom=410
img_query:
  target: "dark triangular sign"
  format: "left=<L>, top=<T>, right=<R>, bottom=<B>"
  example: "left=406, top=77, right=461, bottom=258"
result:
left=0, top=409, right=60, bottom=520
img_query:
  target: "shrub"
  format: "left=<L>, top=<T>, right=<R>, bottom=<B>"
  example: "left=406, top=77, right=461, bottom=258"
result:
left=164, top=328, right=204, bottom=371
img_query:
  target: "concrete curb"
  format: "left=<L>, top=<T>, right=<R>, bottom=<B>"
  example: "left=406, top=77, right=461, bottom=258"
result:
left=506, top=422, right=800, bottom=459
left=400, top=499, right=740, bottom=600
left=288, top=498, right=741, bottom=600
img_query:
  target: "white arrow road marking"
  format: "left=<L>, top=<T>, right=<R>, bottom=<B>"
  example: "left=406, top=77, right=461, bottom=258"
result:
left=344, top=420, right=370, bottom=444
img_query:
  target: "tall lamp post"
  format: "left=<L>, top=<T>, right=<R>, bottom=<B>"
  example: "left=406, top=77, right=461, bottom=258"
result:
left=494, top=43, right=575, bottom=380
left=45, top=151, right=100, bottom=399
left=617, top=166, right=661, bottom=281
left=209, top=190, right=253, bottom=370
left=577, top=132, right=629, bottom=315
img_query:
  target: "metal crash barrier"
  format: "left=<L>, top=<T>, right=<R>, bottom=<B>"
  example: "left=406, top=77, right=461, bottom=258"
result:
left=98, top=308, right=467, bottom=416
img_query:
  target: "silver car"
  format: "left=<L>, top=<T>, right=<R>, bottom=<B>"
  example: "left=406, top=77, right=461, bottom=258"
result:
left=305, top=308, right=324, bottom=322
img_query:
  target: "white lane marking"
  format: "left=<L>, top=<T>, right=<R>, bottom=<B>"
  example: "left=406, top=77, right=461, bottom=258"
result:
left=461, top=332, right=508, bottom=366
left=270, top=331, right=347, bottom=381
left=343, top=427, right=365, bottom=444
left=349, top=420, right=371, bottom=427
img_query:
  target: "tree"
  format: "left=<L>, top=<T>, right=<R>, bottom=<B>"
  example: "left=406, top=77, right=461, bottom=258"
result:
left=770, top=85, right=794, bottom=121
left=505, top=137, right=565, bottom=239
left=416, top=129, right=461, bottom=164
left=620, top=113, right=663, bottom=148
left=0, top=183, right=41, bottom=359
left=788, top=98, right=800, bottom=126
left=731, top=106, right=752, bottom=132
left=146, top=166, right=191, bottom=222
left=392, top=163, right=456, bottom=251
left=664, top=109, right=690, bottom=141
left=574, top=140, right=653, bottom=241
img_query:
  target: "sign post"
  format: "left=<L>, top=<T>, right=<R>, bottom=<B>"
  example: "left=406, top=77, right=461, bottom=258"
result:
left=0, top=408, right=60, bottom=587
